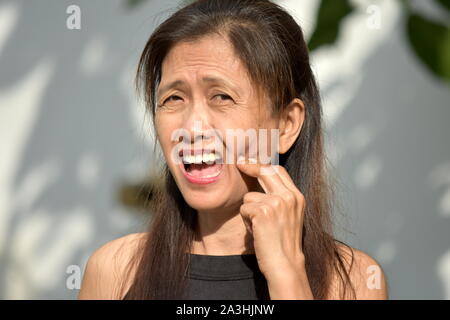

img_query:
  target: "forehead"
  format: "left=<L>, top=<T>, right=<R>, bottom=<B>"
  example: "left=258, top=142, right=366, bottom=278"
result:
left=160, top=35, right=250, bottom=87
left=163, top=35, right=240, bottom=69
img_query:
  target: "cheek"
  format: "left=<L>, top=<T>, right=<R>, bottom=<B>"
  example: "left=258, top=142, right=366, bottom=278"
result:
left=154, top=119, right=176, bottom=158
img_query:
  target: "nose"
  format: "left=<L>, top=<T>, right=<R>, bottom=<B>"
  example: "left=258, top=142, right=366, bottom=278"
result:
left=181, top=101, right=217, bottom=146
left=176, top=114, right=224, bottom=163
left=181, top=119, right=217, bottom=148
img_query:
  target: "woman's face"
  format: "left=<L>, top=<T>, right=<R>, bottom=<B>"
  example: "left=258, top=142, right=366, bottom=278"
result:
left=155, top=34, right=279, bottom=212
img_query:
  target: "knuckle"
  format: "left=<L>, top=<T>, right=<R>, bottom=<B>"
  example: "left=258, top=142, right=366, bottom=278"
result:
left=240, top=203, right=251, bottom=214
left=259, top=203, right=272, bottom=216
left=243, top=192, right=261, bottom=203
left=270, top=195, right=283, bottom=208
left=283, top=191, right=296, bottom=204
left=296, top=190, right=305, bottom=202
left=298, top=193, right=306, bottom=210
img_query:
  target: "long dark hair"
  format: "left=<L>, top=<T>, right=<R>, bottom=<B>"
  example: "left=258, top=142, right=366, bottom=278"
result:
left=122, top=0, right=356, bottom=299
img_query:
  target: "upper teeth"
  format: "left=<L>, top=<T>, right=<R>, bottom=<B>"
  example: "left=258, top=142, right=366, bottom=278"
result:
left=182, top=152, right=221, bottom=164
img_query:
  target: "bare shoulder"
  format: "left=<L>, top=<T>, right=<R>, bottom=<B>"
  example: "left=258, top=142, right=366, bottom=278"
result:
left=326, top=242, right=389, bottom=300
left=77, top=232, right=147, bottom=300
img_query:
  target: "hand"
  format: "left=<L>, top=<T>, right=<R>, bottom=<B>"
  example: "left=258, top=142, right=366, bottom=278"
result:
left=236, top=156, right=313, bottom=299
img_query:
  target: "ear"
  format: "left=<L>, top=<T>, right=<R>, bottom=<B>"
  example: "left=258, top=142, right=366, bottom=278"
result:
left=278, top=98, right=305, bottom=154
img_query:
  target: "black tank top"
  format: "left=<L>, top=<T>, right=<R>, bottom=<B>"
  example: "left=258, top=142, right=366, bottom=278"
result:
left=123, top=253, right=271, bottom=299
left=186, top=253, right=270, bottom=300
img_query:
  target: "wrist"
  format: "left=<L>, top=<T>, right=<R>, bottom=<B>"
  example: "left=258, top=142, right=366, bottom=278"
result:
left=264, top=255, right=313, bottom=300
left=264, top=253, right=306, bottom=279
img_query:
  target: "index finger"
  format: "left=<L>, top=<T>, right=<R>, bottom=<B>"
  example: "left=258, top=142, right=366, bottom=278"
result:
left=235, top=155, right=287, bottom=195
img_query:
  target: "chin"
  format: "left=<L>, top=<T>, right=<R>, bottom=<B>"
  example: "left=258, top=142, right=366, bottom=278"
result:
left=181, top=189, right=229, bottom=211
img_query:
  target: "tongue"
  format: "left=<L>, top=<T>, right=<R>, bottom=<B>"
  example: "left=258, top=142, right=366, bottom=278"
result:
left=187, top=163, right=221, bottom=177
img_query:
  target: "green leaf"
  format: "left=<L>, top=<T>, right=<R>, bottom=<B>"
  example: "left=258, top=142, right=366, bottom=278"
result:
left=407, top=13, right=450, bottom=81
left=308, top=0, right=354, bottom=52
left=435, top=0, right=450, bottom=12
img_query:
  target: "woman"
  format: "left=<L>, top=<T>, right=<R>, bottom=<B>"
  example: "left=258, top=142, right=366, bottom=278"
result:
left=78, top=0, right=388, bottom=300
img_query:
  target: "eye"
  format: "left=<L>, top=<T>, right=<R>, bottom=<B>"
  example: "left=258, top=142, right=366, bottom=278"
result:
left=213, top=94, right=233, bottom=102
left=163, top=95, right=182, bottom=104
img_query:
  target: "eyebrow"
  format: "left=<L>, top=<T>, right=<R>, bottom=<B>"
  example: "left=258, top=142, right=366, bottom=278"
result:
left=157, top=76, right=239, bottom=97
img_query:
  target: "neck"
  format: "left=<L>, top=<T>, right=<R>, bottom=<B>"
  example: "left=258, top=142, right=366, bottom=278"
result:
left=191, top=202, right=255, bottom=256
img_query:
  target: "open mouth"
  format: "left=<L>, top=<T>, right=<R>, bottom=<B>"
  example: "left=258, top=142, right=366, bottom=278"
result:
left=183, top=152, right=222, bottom=178
left=179, top=148, right=223, bottom=181
left=184, top=162, right=221, bottom=178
